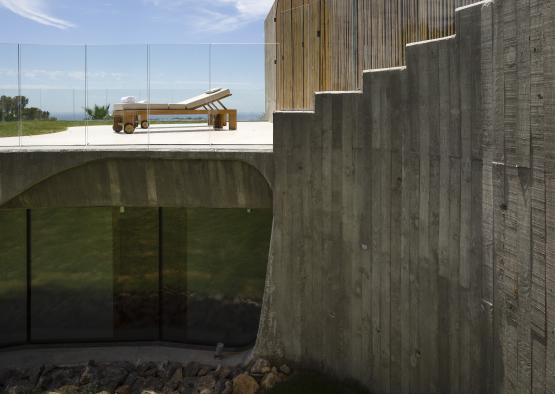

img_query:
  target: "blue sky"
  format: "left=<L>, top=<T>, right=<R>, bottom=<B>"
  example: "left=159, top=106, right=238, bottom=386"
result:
left=0, top=0, right=275, bottom=117
left=0, top=0, right=274, bottom=44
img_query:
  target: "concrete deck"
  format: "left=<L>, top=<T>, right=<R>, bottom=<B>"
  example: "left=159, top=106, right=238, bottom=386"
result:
left=0, top=122, right=273, bottom=149
left=0, top=344, right=251, bottom=369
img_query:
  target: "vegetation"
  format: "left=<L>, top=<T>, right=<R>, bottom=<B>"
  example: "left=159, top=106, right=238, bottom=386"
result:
left=268, top=372, right=370, bottom=394
left=85, top=104, right=111, bottom=120
left=0, top=120, right=109, bottom=137
left=0, top=119, right=203, bottom=138
left=0, top=207, right=273, bottom=298
left=0, top=95, right=54, bottom=122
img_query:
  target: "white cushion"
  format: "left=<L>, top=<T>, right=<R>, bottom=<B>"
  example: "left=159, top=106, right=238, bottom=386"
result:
left=113, top=88, right=231, bottom=111
left=174, top=88, right=231, bottom=109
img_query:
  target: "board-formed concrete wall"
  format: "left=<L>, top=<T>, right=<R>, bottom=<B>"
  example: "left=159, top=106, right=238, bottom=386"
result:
left=0, top=150, right=274, bottom=209
left=256, top=0, right=555, bottom=392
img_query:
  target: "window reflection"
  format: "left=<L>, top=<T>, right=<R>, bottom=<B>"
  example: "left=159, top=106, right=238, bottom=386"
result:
left=0, top=210, right=26, bottom=346
left=113, top=207, right=159, bottom=341
left=31, top=208, right=113, bottom=342
left=184, top=208, right=272, bottom=347
left=161, top=208, right=188, bottom=342
left=0, top=207, right=272, bottom=348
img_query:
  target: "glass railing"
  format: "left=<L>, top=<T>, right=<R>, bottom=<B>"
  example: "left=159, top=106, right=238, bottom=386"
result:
left=0, top=43, right=277, bottom=148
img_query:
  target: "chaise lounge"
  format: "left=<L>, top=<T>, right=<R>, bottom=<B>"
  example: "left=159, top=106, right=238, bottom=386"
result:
left=112, top=88, right=237, bottom=134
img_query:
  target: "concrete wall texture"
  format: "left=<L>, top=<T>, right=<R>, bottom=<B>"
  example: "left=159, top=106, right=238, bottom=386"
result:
left=0, top=150, right=274, bottom=209
left=256, top=0, right=555, bottom=392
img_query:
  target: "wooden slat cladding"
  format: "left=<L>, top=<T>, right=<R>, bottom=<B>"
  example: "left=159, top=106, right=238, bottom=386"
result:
left=270, top=0, right=478, bottom=111
left=264, top=2, right=277, bottom=121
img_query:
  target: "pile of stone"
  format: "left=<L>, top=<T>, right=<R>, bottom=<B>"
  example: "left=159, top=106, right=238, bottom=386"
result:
left=0, top=358, right=291, bottom=394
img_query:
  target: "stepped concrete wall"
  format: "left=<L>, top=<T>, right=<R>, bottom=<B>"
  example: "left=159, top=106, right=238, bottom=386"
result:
left=256, top=0, right=555, bottom=392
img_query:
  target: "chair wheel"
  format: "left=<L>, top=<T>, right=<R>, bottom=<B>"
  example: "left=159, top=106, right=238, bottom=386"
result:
left=113, top=124, right=123, bottom=133
left=141, top=121, right=149, bottom=129
left=124, top=123, right=136, bottom=134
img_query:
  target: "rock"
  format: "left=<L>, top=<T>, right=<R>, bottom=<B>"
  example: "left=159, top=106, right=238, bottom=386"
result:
left=196, top=374, right=216, bottom=393
left=58, top=384, right=80, bottom=393
left=36, top=369, right=55, bottom=391
left=110, top=361, right=134, bottom=370
left=171, top=367, right=184, bottom=381
left=184, top=362, right=201, bottom=377
left=229, top=368, right=243, bottom=380
left=99, top=365, right=129, bottom=392
left=260, top=372, right=282, bottom=390
left=131, top=376, right=146, bottom=393
left=23, top=365, right=44, bottom=387
left=0, top=359, right=290, bottom=394
left=167, top=363, right=183, bottom=380
left=197, top=366, right=212, bottom=377
left=160, top=361, right=181, bottom=380
left=162, top=367, right=183, bottom=391
left=7, top=385, right=35, bottom=394
left=49, top=367, right=81, bottom=389
left=279, top=364, right=291, bottom=375
left=177, top=383, right=194, bottom=394
left=0, top=368, right=15, bottom=382
left=80, top=361, right=100, bottom=386
left=183, top=376, right=198, bottom=388
left=250, top=359, right=271, bottom=376
left=216, top=366, right=231, bottom=380
left=42, top=364, right=57, bottom=376
left=138, top=361, right=158, bottom=377
left=143, top=375, right=163, bottom=392
left=231, top=374, right=259, bottom=394
left=123, top=371, right=138, bottom=387
left=221, top=381, right=233, bottom=394
left=115, top=384, right=132, bottom=394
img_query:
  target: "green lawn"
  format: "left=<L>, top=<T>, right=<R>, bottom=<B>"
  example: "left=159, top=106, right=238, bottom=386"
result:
left=0, top=207, right=273, bottom=344
left=0, top=119, right=207, bottom=137
left=0, top=207, right=273, bottom=299
left=268, top=372, right=370, bottom=394
left=0, top=120, right=104, bottom=137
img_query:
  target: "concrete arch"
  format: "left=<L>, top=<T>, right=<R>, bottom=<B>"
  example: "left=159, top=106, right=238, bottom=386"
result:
left=2, top=158, right=272, bottom=209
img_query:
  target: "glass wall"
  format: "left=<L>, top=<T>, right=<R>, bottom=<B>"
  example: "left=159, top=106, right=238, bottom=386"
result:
left=20, top=45, right=87, bottom=147
left=0, top=44, right=20, bottom=147
left=112, top=207, right=159, bottom=340
left=0, top=210, right=27, bottom=346
left=0, top=207, right=272, bottom=349
left=31, top=208, right=113, bottom=342
left=184, top=208, right=272, bottom=346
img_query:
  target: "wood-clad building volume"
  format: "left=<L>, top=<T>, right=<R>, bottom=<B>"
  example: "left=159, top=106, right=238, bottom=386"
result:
left=265, top=0, right=478, bottom=114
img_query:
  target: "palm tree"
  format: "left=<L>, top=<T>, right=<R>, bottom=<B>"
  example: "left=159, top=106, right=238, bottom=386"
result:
left=84, top=104, right=111, bottom=120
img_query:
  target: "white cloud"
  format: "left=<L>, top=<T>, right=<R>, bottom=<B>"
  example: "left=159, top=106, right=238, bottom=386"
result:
left=0, top=0, right=75, bottom=29
left=219, top=0, right=275, bottom=19
left=144, top=0, right=274, bottom=33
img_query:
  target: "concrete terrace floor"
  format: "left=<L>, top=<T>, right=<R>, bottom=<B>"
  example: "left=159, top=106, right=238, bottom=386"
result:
left=0, top=122, right=273, bottom=150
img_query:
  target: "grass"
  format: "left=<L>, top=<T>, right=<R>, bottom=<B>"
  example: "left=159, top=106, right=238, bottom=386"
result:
left=0, top=119, right=209, bottom=138
left=0, top=120, right=104, bottom=137
left=0, top=207, right=273, bottom=299
left=0, top=207, right=272, bottom=344
left=268, top=372, right=370, bottom=394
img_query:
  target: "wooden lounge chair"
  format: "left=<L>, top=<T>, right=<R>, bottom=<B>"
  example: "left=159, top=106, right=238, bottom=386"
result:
left=112, top=88, right=237, bottom=134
